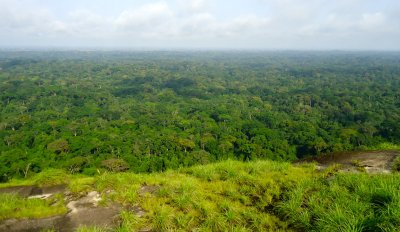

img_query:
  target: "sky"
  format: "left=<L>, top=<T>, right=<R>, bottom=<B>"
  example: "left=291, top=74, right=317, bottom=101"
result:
left=0, top=0, right=399, bottom=50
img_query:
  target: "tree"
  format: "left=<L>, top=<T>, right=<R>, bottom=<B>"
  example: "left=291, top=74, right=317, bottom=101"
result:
left=47, top=139, right=70, bottom=154
left=177, top=138, right=195, bottom=153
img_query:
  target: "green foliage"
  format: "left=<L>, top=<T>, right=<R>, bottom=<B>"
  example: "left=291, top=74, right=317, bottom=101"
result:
left=64, top=156, right=87, bottom=174
left=3, top=51, right=400, bottom=230
left=1, top=51, right=400, bottom=179
left=47, top=139, right=70, bottom=154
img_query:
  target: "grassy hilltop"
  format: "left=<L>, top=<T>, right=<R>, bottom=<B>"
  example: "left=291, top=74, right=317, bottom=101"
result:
left=1, top=160, right=400, bottom=231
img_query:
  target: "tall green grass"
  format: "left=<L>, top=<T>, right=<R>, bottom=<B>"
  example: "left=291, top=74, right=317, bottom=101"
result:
left=33, top=169, right=69, bottom=187
left=1, top=159, right=399, bottom=232
left=0, top=169, right=70, bottom=189
left=365, top=142, right=400, bottom=151
left=278, top=173, right=400, bottom=231
left=96, top=160, right=314, bottom=231
left=0, top=193, right=67, bottom=220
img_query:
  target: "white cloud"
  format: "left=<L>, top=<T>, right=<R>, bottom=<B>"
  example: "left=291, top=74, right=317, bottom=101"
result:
left=0, top=0, right=69, bottom=39
left=115, top=2, right=173, bottom=29
left=359, top=12, right=386, bottom=31
left=178, top=0, right=210, bottom=14
left=0, top=0, right=398, bottom=49
left=220, top=15, right=271, bottom=37
left=179, top=13, right=216, bottom=36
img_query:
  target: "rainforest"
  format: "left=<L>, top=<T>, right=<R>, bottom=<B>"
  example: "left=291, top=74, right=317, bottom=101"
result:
left=0, top=51, right=400, bottom=231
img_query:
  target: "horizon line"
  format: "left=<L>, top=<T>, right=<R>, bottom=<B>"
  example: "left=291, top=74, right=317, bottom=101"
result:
left=1, top=46, right=400, bottom=53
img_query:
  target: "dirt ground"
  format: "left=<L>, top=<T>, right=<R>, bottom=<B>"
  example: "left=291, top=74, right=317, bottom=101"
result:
left=299, top=150, right=399, bottom=173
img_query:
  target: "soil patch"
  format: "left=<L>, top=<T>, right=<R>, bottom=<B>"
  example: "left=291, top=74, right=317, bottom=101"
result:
left=299, top=150, right=399, bottom=173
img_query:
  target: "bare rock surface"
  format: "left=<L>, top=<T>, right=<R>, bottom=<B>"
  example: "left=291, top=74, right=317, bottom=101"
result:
left=299, top=150, right=399, bottom=173
left=0, top=190, right=121, bottom=232
left=0, top=185, right=66, bottom=198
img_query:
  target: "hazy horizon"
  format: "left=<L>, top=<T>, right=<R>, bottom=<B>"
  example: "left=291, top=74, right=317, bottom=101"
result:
left=0, top=0, right=399, bottom=50
left=1, top=47, right=400, bottom=52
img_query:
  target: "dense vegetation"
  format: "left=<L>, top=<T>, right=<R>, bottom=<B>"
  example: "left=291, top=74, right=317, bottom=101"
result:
left=1, top=160, right=399, bottom=231
left=1, top=51, right=400, bottom=181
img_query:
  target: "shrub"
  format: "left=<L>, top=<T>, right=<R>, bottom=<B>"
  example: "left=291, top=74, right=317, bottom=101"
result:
left=392, top=156, right=400, bottom=172
left=101, top=158, right=129, bottom=172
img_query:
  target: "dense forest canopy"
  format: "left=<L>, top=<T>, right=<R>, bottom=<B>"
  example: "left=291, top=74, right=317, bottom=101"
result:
left=1, top=51, right=400, bottom=181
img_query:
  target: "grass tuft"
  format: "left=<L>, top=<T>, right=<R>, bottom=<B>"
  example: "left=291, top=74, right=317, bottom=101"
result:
left=33, top=169, right=69, bottom=187
left=0, top=193, right=67, bottom=220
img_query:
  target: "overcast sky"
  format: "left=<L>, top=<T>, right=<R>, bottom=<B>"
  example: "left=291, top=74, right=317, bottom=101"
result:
left=0, top=0, right=399, bottom=50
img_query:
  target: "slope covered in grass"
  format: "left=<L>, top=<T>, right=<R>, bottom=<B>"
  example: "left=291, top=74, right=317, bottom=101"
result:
left=96, top=160, right=315, bottom=231
left=1, top=160, right=400, bottom=232
left=95, top=160, right=400, bottom=231
left=279, top=173, right=400, bottom=231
